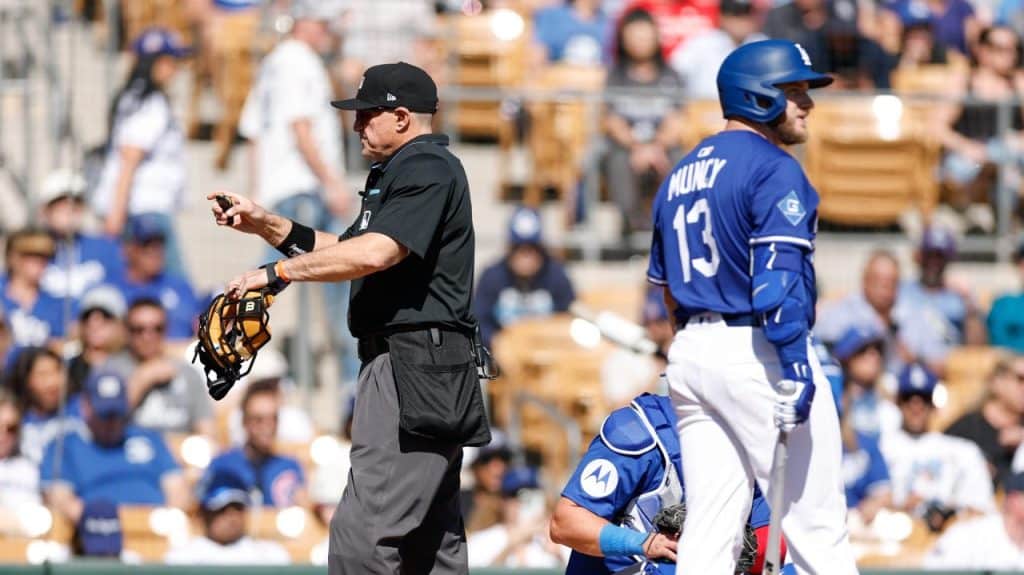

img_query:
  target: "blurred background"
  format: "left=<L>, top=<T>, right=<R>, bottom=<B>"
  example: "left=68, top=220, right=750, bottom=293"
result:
left=0, top=0, right=1023, bottom=571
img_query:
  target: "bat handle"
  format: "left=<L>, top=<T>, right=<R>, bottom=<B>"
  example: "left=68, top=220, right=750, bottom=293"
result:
left=764, top=430, right=789, bottom=574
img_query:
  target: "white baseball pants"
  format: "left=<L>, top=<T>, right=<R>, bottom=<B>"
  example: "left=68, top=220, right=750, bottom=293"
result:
left=666, top=316, right=858, bottom=575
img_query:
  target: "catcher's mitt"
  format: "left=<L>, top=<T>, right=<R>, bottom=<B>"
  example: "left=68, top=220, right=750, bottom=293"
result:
left=193, top=288, right=276, bottom=400
left=652, top=503, right=757, bottom=574
left=653, top=503, right=686, bottom=535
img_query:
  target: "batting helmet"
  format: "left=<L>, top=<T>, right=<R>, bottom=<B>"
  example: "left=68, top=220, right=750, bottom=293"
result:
left=717, top=40, right=833, bottom=124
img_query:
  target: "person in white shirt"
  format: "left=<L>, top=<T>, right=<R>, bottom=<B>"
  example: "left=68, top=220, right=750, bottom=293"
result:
left=669, top=0, right=766, bottom=101
left=881, top=363, right=996, bottom=530
left=925, top=470, right=1024, bottom=569
left=0, top=390, right=41, bottom=536
left=92, top=28, right=191, bottom=279
left=238, top=0, right=359, bottom=388
left=164, top=470, right=290, bottom=565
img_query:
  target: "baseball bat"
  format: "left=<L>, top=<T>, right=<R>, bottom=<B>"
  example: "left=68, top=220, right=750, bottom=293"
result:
left=568, top=302, right=661, bottom=357
left=764, top=377, right=796, bottom=574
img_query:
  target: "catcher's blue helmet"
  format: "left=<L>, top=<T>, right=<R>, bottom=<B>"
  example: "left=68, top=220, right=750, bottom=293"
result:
left=717, top=40, right=833, bottom=124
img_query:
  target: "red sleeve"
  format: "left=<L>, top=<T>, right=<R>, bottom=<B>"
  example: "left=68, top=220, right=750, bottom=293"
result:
left=750, top=525, right=787, bottom=575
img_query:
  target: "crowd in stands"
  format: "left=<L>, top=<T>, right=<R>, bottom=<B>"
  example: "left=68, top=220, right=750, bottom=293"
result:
left=4, top=0, right=1024, bottom=569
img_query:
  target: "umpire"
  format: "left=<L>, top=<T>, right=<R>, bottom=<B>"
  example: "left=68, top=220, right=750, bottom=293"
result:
left=212, top=62, right=491, bottom=574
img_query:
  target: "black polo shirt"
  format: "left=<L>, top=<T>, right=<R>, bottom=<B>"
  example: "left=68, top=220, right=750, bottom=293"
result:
left=342, top=134, right=476, bottom=339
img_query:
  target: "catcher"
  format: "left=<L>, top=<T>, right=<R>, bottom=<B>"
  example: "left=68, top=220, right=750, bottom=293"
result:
left=550, top=393, right=786, bottom=574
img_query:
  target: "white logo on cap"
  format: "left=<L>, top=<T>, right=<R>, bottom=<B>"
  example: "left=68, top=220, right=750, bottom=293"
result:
left=795, top=43, right=812, bottom=67
left=142, top=33, right=164, bottom=55
left=386, top=93, right=397, bottom=102
left=98, top=376, right=121, bottom=398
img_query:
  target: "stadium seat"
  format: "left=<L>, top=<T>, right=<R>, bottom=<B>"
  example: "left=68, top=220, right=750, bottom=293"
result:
left=120, top=0, right=191, bottom=51
left=441, top=11, right=529, bottom=140
left=892, top=64, right=968, bottom=96
left=524, top=64, right=606, bottom=206
left=0, top=538, right=31, bottom=563
left=805, top=98, right=940, bottom=226
left=208, top=12, right=261, bottom=170
left=491, top=315, right=615, bottom=478
left=931, top=346, right=1003, bottom=431
left=680, top=100, right=725, bottom=153
left=578, top=285, right=646, bottom=321
left=247, top=506, right=326, bottom=563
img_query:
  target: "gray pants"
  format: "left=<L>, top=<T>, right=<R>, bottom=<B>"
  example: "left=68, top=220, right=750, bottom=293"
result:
left=328, top=353, right=468, bottom=574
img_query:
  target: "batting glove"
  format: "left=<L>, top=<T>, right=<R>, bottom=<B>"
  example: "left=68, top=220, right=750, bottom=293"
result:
left=773, top=379, right=815, bottom=433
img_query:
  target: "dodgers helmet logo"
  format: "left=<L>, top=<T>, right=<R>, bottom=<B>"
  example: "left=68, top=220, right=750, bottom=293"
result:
left=579, top=459, right=618, bottom=498
left=777, top=191, right=807, bottom=226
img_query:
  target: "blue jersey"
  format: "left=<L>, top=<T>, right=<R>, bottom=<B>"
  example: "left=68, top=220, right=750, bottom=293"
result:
left=842, top=432, right=891, bottom=509
left=112, top=272, right=200, bottom=339
left=41, top=234, right=125, bottom=300
left=39, top=425, right=180, bottom=505
left=0, top=277, right=69, bottom=346
left=205, top=447, right=305, bottom=507
left=562, top=394, right=771, bottom=575
left=647, top=131, right=818, bottom=322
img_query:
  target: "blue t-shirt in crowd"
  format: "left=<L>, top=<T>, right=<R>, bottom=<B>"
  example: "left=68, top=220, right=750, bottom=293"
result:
left=20, top=394, right=86, bottom=464
left=842, top=431, right=891, bottom=509
left=205, top=447, right=305, bottom=507
left=988, top=292, right=1024, bottom=353
left=473, top=255, right=576, bottom=347
left=41, top=234, right=125, bottom=300
left=0, top=278, right=69, bottom=346
left=899, top=280, right=969, bottom=344
left=533, top=5, right=610, bottom=65
left=112, top=272, right=200, bottom=339
left=39, top=425, right=180, bottom=505
left=885, top=0, right=974, bottom=53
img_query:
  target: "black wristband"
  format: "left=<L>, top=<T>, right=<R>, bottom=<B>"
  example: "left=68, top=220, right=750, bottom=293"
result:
left=275, top=220, right=316, bottom=257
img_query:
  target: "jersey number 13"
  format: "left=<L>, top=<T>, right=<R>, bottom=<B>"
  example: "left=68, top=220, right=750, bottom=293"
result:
left=672, top=199, right=720, bottom=283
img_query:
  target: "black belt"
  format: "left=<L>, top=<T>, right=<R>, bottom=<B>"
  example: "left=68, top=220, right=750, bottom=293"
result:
left=675, top=312, right=763, bottom=331
left=357, top=325, right=468, bottom=364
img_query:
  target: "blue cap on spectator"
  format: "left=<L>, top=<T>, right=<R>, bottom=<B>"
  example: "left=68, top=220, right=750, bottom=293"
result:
left=642, top=285, right=669, bottom=324
left=84, top=370, right=129, bottom=418
left=901, top=0, right=934, bottom=27
left=1006, top=471, right=1024, bottom=492
left=201, top=471, right=251, bottom=512
left=501, top=466, right=539, bottom=497
left=131, top=28, right=191, bottom=59
left=78, top=500, right=123, bottom=557
left=125, top=214, right=168, bottom=244
left=920, top=226, right=956, bottom=258
left=832, top=325, right=884, bottom=362
left=508, top=207, right=543, bottom=246
left=897, top=363, right=939, bottom=400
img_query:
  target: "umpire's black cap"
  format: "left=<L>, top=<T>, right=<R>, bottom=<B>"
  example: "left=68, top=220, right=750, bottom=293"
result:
left=331, top=62, right=438, bottom=114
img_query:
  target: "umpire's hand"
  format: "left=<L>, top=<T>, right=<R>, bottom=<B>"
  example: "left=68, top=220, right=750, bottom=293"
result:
left=208, top=191, right=269, bottom=236
left=643, top=532, right=678, bottom=562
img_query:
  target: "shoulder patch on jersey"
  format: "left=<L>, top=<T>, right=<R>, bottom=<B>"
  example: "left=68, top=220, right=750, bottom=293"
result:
left=777, top=191, right=807, bottom=226
left=600, top=407, right=657, bottom=456
left=579, top=458, right=619, bottom=498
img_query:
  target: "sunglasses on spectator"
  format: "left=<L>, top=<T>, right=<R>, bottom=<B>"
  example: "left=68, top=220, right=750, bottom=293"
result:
left=0, top=422, right=19, bottom=435
left=128, top=323, right=165, bottom=335
left=985, top=41, right=1018, bottom=52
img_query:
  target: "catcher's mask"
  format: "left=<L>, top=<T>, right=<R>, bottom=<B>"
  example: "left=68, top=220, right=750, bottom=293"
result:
left=193, top=289, right=275, bottom=400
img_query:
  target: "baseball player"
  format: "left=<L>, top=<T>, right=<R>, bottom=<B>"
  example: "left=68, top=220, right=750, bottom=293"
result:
left=550, top=393, right=785, bottom=574
left=646, top=40, right=857, bottom=574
